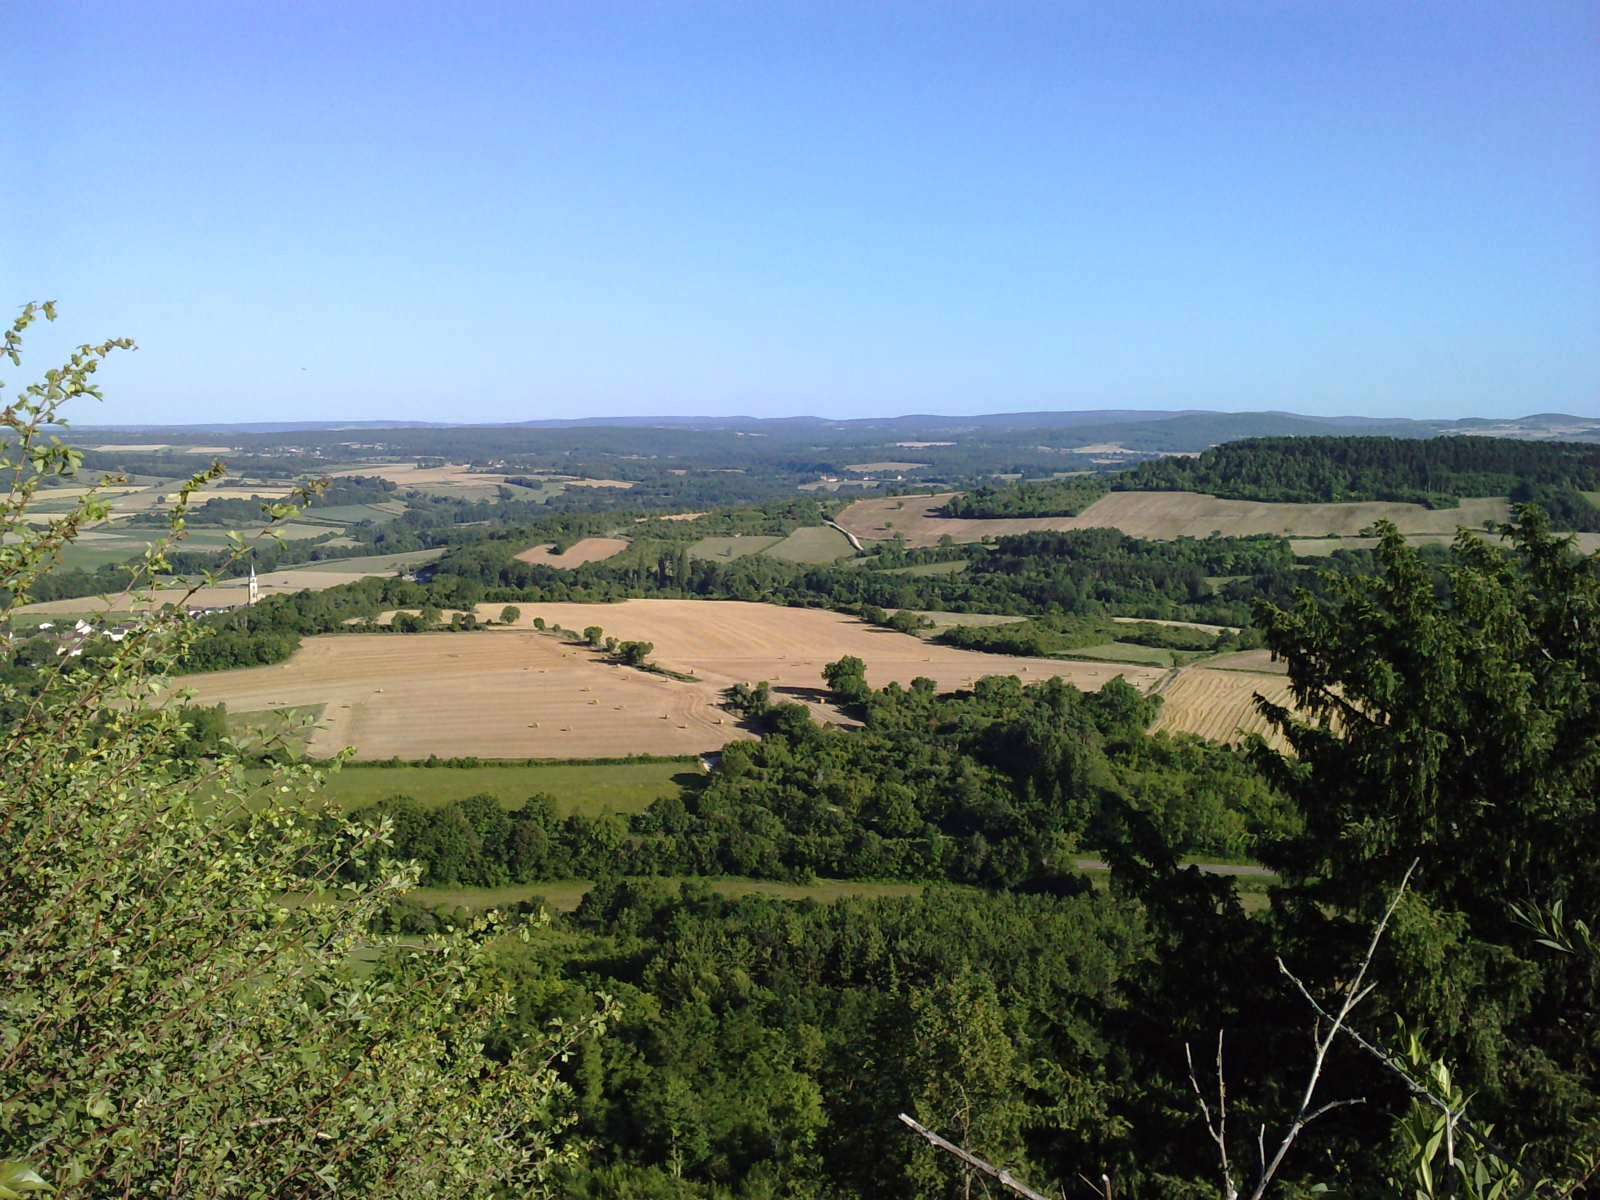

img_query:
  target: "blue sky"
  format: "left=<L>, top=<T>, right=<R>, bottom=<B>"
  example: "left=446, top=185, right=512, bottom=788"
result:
left=7, top=2, right=1597, bottom=424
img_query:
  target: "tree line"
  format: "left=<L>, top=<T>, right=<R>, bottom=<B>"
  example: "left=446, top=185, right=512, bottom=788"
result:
left=1112, top=434, right=1600, bottom=519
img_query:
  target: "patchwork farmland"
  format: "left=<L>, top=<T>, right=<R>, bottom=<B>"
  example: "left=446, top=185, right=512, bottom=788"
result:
left=182, top=600, right=1165, bottom=760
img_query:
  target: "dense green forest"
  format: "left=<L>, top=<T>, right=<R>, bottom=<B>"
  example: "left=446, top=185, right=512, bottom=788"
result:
left=359, top=670, right=1290, bottom=889
left=1114, top=435, right=1600, bottom=521
left=426, top=515, right=1600, bottom=1198
left=327, top=518, right=1600, bottom=1200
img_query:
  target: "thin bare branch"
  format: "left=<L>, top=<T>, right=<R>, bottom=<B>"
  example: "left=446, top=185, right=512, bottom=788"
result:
left=1185, top=1032, right=1237, bottom=1200
left=1243, top=858, right=1419, bottom=1200
left=898, top=1113, right=1054, bottom=1200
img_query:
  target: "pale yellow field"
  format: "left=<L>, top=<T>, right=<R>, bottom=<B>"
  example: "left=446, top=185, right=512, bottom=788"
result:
left=181, top=631, right=745, bottom=760
left=484, top=599, right=1161, bottom=699
left=184, top=602, right=1164, bottom=760
left=842, top=461, right=928, bottom=472
left=560, top=478, right=635, bottom=489
left=515, top=537, right=631, bottom=568
left=1152, top=668, right=1297, bottom=749
left=26, top=485, right=150, bottom=502
left=166, top=487, right=297, bottom=504
left=836, top=491, right=1514, bottom=547
left=329, top=463, right=511, bottom=488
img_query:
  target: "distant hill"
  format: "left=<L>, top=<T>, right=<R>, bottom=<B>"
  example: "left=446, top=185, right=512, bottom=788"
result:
left=67, top=410, right=1599, bottom=451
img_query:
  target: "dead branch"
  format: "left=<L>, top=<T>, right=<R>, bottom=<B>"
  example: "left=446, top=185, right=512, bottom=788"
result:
left=1185, top=1031, right=1237, bottom=1200
left=1241, top=860, right=1418, bottom=1200
left=897, top=1113, right=1055, bottom=1200
left=1186, top=859, right=1417, bottom=1200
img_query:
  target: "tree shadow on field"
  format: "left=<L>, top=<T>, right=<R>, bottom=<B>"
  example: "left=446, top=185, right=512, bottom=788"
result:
left=670, top=771, right=709, bottom=796
left=771, top=685, right=832, bottom=703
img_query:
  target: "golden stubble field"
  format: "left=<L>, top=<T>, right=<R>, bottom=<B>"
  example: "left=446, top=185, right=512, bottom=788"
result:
left=515, top=538, right=631, bottom=568
left=182, top=630, right=741, bottom=760
left=183, top=600, right=1166, bottom=760
left=837, top=491, right=1514, bottom=547
left=1152, top=666, right=1298, bottom=750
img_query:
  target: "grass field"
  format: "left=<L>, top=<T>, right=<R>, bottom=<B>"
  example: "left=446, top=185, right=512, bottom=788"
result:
left=902, top=611, right=1027, bottom=635
left=226, top=704, right=325, bottom=755
left=294, top=549, right=444, bottom=573
left=289, top=759, right=692, bottom=815
left=688, top=534, right=782, bottom=560
left=1204, top=649, right=1287, bottom=673
left=298, top=502, right=407, bottom=524
left=1066, top=642, right=1211, bottom=666
left=764, top=525, right=856, bottom=564
left=837, top=490, right=1514, bottom=547
left=408, top=877, right=931, bottom=913
left=1109, top=615, right=1238, bottom=634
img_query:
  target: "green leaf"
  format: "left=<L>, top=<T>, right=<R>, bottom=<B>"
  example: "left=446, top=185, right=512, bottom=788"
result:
left=0, top=1162, right=51, bottom=1196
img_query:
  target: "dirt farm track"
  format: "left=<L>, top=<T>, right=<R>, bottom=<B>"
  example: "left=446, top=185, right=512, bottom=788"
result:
left=182, top=600, right=1168, bottom=760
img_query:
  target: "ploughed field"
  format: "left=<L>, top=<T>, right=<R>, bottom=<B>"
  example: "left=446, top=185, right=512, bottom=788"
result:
left=183, top=600, right=1163, bottom=760
left=837, top=490, right=1513, bottom=547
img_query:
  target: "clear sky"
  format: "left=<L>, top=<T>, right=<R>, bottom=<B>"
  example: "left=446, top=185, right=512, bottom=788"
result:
left=6, top=2, right=1598, bottom=425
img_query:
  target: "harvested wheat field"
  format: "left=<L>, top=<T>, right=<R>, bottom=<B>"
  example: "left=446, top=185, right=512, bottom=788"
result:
left=1152, top=667, right=1297, bottom=749
left=181, top=600, right=1312, bottom=760
left=180, top=631, right=746, bottom=760
left=482, top=599, right=1163, bottom=703
left=168, top=486, right=297, bottom=504
left=836, top=491, right=1513, bottom=547
left=515, top=538, right=630, bottom=568
left=329, top=463, right=508, bottom=488
left=842, top=462, right=928, bottom=472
